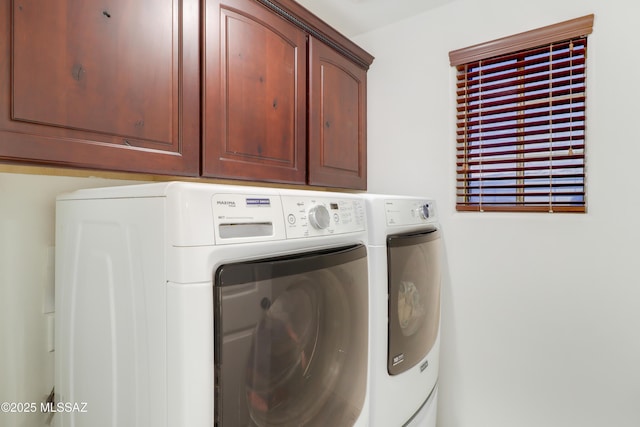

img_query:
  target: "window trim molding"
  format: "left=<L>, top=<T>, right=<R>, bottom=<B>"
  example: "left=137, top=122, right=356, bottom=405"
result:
left=449, top=14, right=594, bottom=66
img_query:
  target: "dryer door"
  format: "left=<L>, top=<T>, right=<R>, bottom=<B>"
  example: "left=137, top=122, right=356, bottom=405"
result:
left=387, top=228, right=442, bottom=375
left=214, top=244, right=368, bottom=427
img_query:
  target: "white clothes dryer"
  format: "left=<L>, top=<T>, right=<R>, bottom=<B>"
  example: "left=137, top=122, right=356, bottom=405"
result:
left=405, top=386, right=438, bottom=427
left=363, top=194, right=443, bottom=427
left=55, top=182, right=370, bottom=427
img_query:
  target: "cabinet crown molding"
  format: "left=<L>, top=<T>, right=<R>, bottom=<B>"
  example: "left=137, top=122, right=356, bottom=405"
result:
left=256, top=0, right=375, bottom=69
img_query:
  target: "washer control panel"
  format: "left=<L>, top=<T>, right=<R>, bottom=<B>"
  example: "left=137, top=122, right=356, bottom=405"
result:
left=281, top=195, right=366, bottom=238
left=384, top=199, right=437, bottom=226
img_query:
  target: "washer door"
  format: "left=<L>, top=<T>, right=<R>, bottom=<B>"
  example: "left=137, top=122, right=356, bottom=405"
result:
left=214, top=244, right=368, bottom=426
left=387, top=228, right=442, bottom=375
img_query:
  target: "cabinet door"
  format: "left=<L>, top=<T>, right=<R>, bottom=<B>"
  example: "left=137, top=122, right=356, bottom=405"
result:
left=204, top=0, right=306, bottom=184
left=308, top=37, right=367, bottom=190
left=0, top=0, right=199, bottom=175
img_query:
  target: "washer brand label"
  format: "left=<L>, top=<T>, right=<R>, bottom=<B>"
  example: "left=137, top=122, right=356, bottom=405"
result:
left=392, top=353, right=405, bottom=366
left=246, top=198, right=271, bottom=207
left=216, top=200, right=236, bottom=208
left=420, top=360, right=429, bottom=372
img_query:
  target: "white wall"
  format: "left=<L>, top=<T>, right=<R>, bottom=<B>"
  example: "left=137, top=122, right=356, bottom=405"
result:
left=354, top=0, right=640, bottom=426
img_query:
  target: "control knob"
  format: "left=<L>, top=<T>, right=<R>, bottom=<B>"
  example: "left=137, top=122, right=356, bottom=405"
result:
left=308, top=204, right=331, bottom=229
left=417, top=203, right=430, bottom=220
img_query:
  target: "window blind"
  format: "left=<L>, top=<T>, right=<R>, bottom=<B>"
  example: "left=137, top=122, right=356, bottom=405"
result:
left=449, top=15, right=593, bottom=213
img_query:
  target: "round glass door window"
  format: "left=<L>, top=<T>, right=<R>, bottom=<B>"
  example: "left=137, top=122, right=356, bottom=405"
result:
left=245, top=276, right=345, bottom=426
left=215, top=245, right=368, bottom=426
left=387, top=230, right=442, bottom=375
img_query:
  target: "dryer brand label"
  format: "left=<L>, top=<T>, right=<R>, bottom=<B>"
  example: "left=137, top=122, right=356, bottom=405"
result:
left=420, top=360, right=429, bottom=372
left=216, top=200, right=236, bottom=208
left=246, top=198, right=271, bottom=207
left=392, top=353, right=405, bottom=366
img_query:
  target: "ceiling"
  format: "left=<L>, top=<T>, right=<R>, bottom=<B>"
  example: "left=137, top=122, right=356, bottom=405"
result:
left=295, top=0, right=454, bottom=37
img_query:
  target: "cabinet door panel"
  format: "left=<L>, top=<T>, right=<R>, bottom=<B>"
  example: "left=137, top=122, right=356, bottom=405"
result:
left=308, top=37, right=367, bottom=190
left=204, top=0, right=306, bottom=183
left=1, top=0, right=199, bottom=175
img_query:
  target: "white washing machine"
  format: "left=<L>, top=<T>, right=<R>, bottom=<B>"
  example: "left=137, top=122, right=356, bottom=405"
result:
left=54, top=181, right=370, bottom=427
left=364, top=194, right=443, bottom=427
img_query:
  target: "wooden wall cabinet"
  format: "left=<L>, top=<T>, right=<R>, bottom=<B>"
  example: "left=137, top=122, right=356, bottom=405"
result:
left=204, top=0, right=308, bottom=183
left=1, top=0, right=373, bottom=189
left=0, top=0, right=200, bottom=175
left=205, top=0, right=373, bottom=189
left=308, top=37, right=367, bottom=189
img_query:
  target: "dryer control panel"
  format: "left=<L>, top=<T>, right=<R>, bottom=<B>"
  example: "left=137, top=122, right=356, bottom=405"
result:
left=281, top=196, right=366, bottom=238
left=384, top=199, right=437, bottom=227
